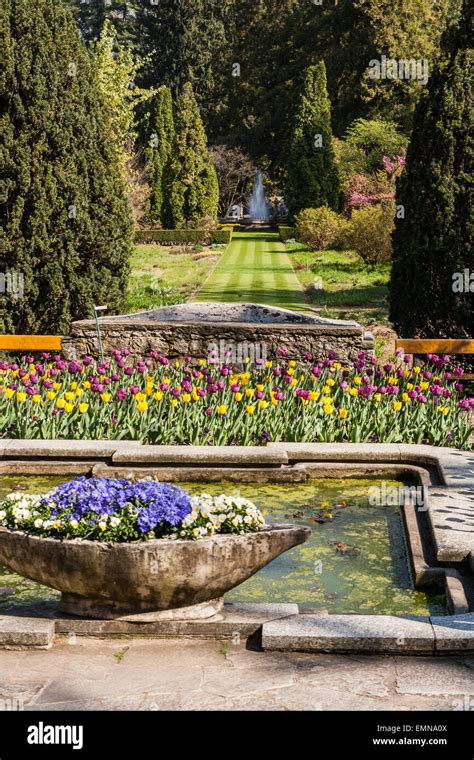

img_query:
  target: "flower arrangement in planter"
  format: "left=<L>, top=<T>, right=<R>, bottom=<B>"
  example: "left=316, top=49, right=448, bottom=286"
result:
left=0, top=477, right=308, bottom=620
left=0, top=477, right=265, bottom=543
left=0, top=349, right=472, bottom=447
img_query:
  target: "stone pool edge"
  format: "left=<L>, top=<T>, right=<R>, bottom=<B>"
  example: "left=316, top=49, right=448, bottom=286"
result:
left=0, top=440, right=473, bottom=654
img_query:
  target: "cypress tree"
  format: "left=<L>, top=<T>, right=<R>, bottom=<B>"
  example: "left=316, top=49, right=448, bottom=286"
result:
left=286, top=63, right=341, bottom=218
left=169, top=83, right=219, bottom=228
left=389, top=1, right=473, bottom=338
left=145, top=86, right=175, bottom=227
left=0, top=0, right=133, bottom=335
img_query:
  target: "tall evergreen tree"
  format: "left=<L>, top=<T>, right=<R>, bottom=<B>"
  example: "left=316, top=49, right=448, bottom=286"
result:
left=389, top=0, right=473, bottom=338
left=286, top=63, right=341, bottom=217
left=169, top=83, right=219, bottom=228
left=145, top=86, right=175, bottom=227
left=0, top=0, right=133, bottom=334
left=133, top=0, right=232, bottom=134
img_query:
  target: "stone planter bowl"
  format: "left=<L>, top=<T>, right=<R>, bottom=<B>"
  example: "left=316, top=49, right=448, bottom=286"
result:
left=0, top=525, right=310, bottom=621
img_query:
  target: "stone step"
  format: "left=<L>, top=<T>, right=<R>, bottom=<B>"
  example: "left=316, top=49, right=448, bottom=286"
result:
left=262, top=614, right=435, bottom=654
left=0, top=616, right=54, bottom=649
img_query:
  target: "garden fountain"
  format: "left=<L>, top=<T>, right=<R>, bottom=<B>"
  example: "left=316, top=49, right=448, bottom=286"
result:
left=249, top=170, right=270, bottom=223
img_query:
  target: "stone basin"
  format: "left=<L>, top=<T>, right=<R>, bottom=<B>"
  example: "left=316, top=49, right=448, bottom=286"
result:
left=0, top=524, right=310, bottom=621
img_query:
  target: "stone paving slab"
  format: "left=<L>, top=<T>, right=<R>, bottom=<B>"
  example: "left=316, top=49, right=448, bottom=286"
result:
left=431, top=613, right=474, bottom=653
left=111, top=444, right=288, bottom=465
left=0, top=638, right=472, bottom=711
left=268, top=442, right=402, bottom=462
left=2, top=603, right=298, bottom=643
left=0, top=439, right=127, bottom=459
left=262, top=614, right=435, bottom=653
left=0, top=616, right=54, bottom=649
left=426, top=487, right=474, bottom=563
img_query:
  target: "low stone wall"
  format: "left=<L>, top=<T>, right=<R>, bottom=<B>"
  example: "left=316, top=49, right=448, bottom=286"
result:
left=63, top=316, right=373, bottom=362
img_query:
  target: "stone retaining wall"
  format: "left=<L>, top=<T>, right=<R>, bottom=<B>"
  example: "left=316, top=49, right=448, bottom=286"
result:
left=62, top=318, right=374, bottom=362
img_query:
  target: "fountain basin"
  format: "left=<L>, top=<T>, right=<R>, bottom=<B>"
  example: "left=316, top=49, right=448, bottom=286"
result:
left=0, top=524, right=310, bottom=621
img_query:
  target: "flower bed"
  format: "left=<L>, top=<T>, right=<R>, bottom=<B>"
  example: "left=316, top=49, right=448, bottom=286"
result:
left=0, top=477, right=265, bottom=542
left=0, top=350, right=472, bottom=448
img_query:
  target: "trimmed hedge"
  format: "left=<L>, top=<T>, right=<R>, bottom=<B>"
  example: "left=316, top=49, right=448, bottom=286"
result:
left=134, top=228, right=232, bottom=245
left=278, top=226, right=296, bottom=242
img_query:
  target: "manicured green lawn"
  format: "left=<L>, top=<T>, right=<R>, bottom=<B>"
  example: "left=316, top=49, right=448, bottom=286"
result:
left=195, top=232, right=310, bottom=312
left=286, top=241, right=390, bottom=325
left=126, top=245, right=218, bottom=312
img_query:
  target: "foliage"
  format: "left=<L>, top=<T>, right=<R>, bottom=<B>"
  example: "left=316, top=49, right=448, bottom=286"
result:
left=92, top=20, right=151, bottom=175
left=0, top=0, right=133, bottom=334
left=336, top=119, right=408, bottom=181
left=286, top=63, right=341, bottom=217
left=295, top=207, right=345, bottom=252
left=390, top=0, right=473, bottom=338
left=169, top=83, right=219, bottom=228
left=134, top=229, right=231, bottom=245
left=144, top=85, right=175, bottom=226
left=347, top=204, right=395, bottom=264
left=0, top=351, right=471, bottom=448
left=279, top=227, right=296, bottom=242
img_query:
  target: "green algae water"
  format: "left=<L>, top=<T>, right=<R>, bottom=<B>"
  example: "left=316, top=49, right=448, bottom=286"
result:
left=179, top=480, right=445, bottom=617
left=0, top=476, right=445, bottom=616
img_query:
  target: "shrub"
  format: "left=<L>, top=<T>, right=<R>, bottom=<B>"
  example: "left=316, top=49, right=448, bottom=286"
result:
left=134, top=229, right=232, bottom=246
left=210, top=229, right=233, bottom=245
left=278, top=226, right=296, bottom=242
left=295, top=207, right=344, bottom=251
left=347, top=204, right=394, bottom=264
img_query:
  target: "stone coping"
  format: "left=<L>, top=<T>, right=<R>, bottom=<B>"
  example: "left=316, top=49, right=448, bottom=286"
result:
left=1, top=604, right=473, bottom=654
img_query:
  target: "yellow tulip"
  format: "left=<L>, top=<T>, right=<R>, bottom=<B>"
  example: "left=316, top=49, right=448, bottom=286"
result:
left=339, top=408, right=348, bottom=419
left=137, top=400, right=148, bottom=413
left=259, top=400, right=269, bottom=410
left=287, top=368, right=295, bottom=376
left=217, top=404, right=228, bottom=415
left=374, top=393, right=381, bottom=403
left=256, top=384, right=264, bottom=392
left=47, top=391, right=57, bottom=401
left=16, top=392, right=27, bottom=403
left=246, top=405, right=255, bottom=415
left=32, top=394, right=41, bottom=404
left=246, top=388, right=255, bottom=397
left=354, top=376, right=362, bottom=385
left=70, top=382, right=77, bottom=391
left=53, top=382, right=61, bottom=391
left=324, top=405, right=334, bottom=415
left=83, top=381, right=91, bottom=389
left=64, top=391, right=75, bottom=402
left=327, top=378, right=335, bottom=387
left=413, top=366, right=421, bottom=374
left=75, top=387, right=84, bottom=397
left=309, top=391, right=320, bottom=401
left=5, top=388, right=14, bottom=399
left=265, top=360, right=272, bottom=369
left=235, top=392, right=243, bottom=402
left=406, top=383, right=414, bottom=391
left=56, top=398, right=66, bottom=409
left=349, top=388, right=358, bottom=397
left=322, top=385, right=330, bottom=395
left=154, top=391, right=163, bottom=401
left=392, top=401, right=402, bottom=412
left=182, top=393, right=191, bottom=403
left=402, top=393, right=409, bottom=403
left=101, top=392, right=112, bottom=403
left=79, top=403, right=89, bottom=414
left=65, top=403, right=74, bottom=413
left=170, top=398, right=178, bottom=407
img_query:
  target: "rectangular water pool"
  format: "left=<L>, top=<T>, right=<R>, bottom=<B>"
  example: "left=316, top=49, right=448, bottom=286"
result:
left=0, top=476, right=445, bottom=616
